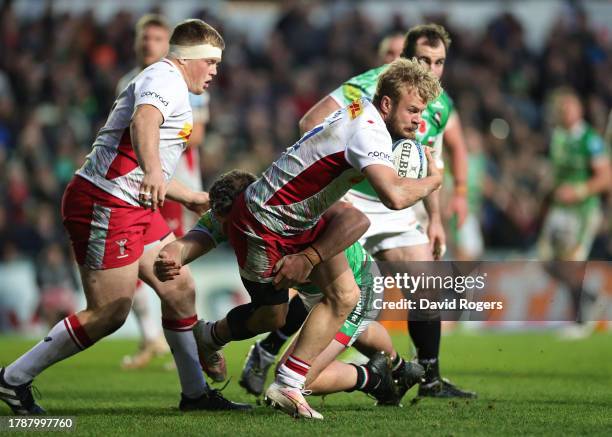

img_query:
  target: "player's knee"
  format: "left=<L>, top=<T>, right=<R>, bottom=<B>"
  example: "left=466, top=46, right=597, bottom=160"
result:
left=99, top=298, right=132, bottom=334
left=330, top=286, right=360, bottom=316
left=257, top=305, right=288, bottom=332
left=156, top=273, right=196, bottom=308
left=269, top=306, right=288, bottom=330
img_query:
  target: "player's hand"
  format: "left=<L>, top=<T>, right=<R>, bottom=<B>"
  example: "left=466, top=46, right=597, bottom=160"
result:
left=424, top=148, right=442, bottom=189
left=154, top=246, right=183, bottom=282
left=448, top=193, right=468, bottom=228
left=184, top=191, right=210, bottom=216
left=428, top=216, right=446, bottom=260
left=140, top=170, right=166, bottom=211
left=554, top=184, right=586, bottom=205
left=272, top=253, right=313, bottom=290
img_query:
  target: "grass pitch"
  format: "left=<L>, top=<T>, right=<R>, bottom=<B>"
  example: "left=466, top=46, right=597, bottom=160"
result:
left=1, top=332, right=611, bottom=436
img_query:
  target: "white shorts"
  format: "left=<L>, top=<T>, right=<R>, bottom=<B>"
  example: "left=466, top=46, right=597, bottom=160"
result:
left=345, top=191, right=429, bottom=255
left=538, top=206, right=602, bottom=261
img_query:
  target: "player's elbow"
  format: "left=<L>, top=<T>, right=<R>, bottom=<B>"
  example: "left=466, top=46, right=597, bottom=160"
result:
left=379, top=192, right=405, bottom=211
left=338, top=202, right=370, bottom=237
left=356, top=211, right=370, bottom=236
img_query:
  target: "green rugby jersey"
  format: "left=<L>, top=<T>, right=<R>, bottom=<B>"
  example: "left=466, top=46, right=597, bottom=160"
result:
left=550, top=121, right=609, bottom=211
left=329, top=64, right=453, bottom=198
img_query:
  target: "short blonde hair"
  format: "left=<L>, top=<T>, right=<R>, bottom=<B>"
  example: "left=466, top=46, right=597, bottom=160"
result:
left=547, top=86, right=582, bottom=124
left=170, top=19, right=225, bottom=49
left=377, top=32, right=405, bottom=59
left=135, top=14, right=170, bottom=35
left=373, top=58, right=442, bottom=106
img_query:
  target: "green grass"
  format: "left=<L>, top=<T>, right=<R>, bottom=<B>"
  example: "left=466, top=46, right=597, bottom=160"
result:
left=1, top=332, right=611, bottom=436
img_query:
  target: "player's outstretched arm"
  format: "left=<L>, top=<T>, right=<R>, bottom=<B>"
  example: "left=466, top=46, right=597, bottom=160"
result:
left=299, top=95, right=341, bottom=134
left=423, top=188, right=446, bottom=260
left=166, top=178, right=210, bottom=215
left=443, top=112, right=469, bottom=227
left=364, top=148, right=442, bottom=211
left=131, top=104, right=165, bottom=211
left=154, top=231, right=216, bottom=282
left=273, top=202, right=370, bottom=289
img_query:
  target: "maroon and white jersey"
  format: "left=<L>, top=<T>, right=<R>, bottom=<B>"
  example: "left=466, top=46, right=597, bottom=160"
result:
left=77, top=59, right=193, bottom=206
left=246, top=97, right=394, bottom=235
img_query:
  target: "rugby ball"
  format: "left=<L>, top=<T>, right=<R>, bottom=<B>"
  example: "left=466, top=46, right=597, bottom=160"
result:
left=392, top=138, right=427, bottom=179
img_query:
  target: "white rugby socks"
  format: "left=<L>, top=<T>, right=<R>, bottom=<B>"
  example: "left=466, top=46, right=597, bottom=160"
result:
left=162, top=315, right=208, bottom=399
left=4, top=315, right=93, bottom=385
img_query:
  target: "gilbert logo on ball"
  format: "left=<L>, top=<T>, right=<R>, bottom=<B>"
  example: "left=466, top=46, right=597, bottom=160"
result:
left=392, top=138, right=427, bottom=179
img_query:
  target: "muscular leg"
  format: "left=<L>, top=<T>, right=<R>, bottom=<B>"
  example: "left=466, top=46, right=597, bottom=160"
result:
left=376, top=244, right=475, bottom=398
left=239, top=294, right=308, bottom=396
left=353, top=321, right=395, bottom=359
left=278, top=327, right=400, bottom=397
left=4, top=262, right=138, bottom=386
left=376, top=244, right=441, bottom=379
left=212, top=303, right=289, bottom=343
left=279, top=337, right=357, bottom=394
left=272, top=252, right=359, bottom=392
left=139, top=233, right=208, bottom=399
left=121, top=280, right=170, bottom=370
left=131, top=282, right=164, bottom=344
left=291, top=252, right=359, bottom=362
left=259, top=295, right=308, bottom=355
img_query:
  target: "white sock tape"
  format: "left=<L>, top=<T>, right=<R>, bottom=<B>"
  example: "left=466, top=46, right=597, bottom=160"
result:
left=169, top=44, right=222, bottom=60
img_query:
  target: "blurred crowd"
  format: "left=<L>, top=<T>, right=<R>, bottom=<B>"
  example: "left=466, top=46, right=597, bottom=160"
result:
left=0, top=0, right=610, bottom=285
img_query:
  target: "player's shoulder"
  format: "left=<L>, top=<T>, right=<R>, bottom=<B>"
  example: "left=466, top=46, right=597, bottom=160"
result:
left=348, top=98, right=384, bottom=127
left=117, top=67, right=140, bottom=94
left=134, top=59, right=188, bottom=100
left=426, top=88, right=454, bottom=130
left=583, top=123, right=608, bottom=156
left=339, top=65, right=388, bottom=102
left=346, top=98, right=391, bottom=146
left=139, top=59, right=183, bottom=83
left=347, top=64, right=388, bottom=84
left=429, top=88, right=454, bottom=112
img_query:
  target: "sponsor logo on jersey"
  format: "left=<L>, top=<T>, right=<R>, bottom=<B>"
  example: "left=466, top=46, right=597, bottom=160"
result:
left=140, top=90, right=169, bottom=107
left=368, top=150, right=392, bottom=161
left=431, top=100, right=444, bottom=109
left=178, top=122, right=193, bottom=142
left=419, top=119, right=428, bottom=134
left=348, top=101, right=363, bottom=119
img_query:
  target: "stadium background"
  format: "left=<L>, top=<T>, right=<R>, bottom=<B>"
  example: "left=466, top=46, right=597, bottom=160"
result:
left=0, top=0, right=611, bottom=334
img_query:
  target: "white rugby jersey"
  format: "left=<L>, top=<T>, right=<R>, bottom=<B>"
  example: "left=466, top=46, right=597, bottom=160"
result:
left=78, top=59, right=193, bottom=206
left=118, top=68, right=209, bottom=193
left=246, top=97, right=395, bottom=235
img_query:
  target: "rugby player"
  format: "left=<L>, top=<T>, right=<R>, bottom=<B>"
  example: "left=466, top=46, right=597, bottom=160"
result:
left=0, top=19, right=249, bottom=414
left=115, top=14, right=211, bottom=370
left=242, top=23, right=474, bottom=400
left=191, top=59, right=442, bottom=419
left=154, top=171, right=425, bottom=406
left=538, top=88, right=611, bottom=339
